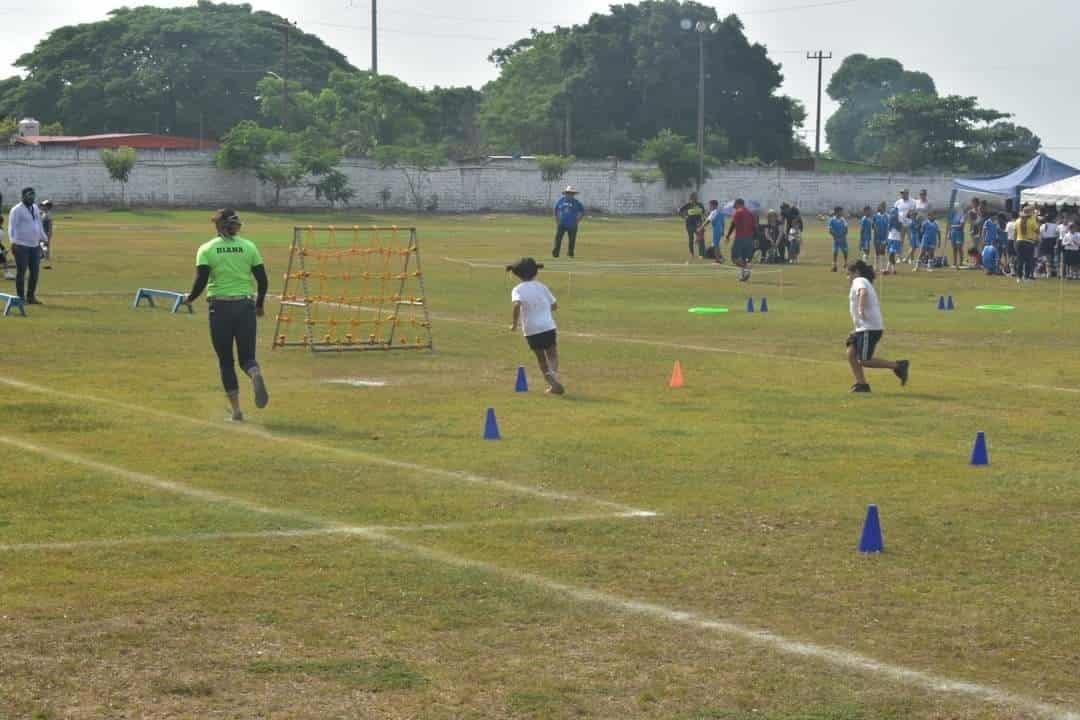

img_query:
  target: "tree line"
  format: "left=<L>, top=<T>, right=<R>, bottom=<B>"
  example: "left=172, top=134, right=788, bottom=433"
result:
left=0, top=1, right=1043, bottom=206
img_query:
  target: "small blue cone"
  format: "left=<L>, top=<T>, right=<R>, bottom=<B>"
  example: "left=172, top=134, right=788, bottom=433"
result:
left=759, top=297, right=769, bottom=313
left=970, top=431, right=989, bottom=466
left=514, top=366, right=528, bottom=392
left=937, top=295, right=946, bottom=310
left=946, top=295, right=955, bottom=311
left=746, top=297, right=755, bottom=313
left=483, top=408, right=501, bottom=440
left=858, top=504, right=885, bottom=554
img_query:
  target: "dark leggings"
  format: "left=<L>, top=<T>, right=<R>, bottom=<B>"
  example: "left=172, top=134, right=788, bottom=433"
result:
left=209, top=299, right=258, bottom=393
left=1016, top=241, right=1036, bottom=279
left=13, top=244, right=41, bottom=301
left=686, top=224, right=704, bottom=256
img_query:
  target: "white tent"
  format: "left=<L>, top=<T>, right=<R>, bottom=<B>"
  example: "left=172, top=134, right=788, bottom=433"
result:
left=1020, top=175, right=1080, bottom=205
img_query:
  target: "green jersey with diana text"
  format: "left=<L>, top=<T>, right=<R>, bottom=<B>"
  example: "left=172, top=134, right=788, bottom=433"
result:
left=195, top=235, right=264, bottom=298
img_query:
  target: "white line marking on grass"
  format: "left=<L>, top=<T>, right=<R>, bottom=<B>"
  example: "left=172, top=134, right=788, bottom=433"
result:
left=3, top=433, right=1075, bottom=719
left=0, top=376, right=652, bottom=516
left=1024, top=384, right=1080, bottom=394
left=0, top=528, right=343, bottom=553
left=322, top=377, right=388, bottom=387
left=0, top=435, right=342, bottom=530
left=361, top=530, right=1080, bottom=720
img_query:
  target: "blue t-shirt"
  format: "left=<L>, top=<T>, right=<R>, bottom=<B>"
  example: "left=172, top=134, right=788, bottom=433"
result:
left=921, top=220, right=940, bottom=247
left=555, top=196, right=584, bottom=228
left=859, top=217, right=873, bottom=247
left=873, top=212, right=890, bottom=242
left=829, top=217, right=848, bottom=241
left=982, top=219, right=999, bottom=247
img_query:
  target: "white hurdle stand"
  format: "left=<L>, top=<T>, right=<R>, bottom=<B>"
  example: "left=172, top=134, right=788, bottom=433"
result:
left=0, top=293, right=26, bottom=317
left=133, top=288, right=193, bottom=314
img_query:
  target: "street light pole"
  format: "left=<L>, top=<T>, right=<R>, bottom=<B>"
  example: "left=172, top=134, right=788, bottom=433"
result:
left=682, top=19, right=719, bottom=191
left=697, top=30, right=705, bottom=191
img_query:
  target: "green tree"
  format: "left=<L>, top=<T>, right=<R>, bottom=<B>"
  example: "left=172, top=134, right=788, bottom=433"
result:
left=216, top=120, right=303, bottom=206
left=638, top=130, right=699, bottom=189
left=865, top=94, right=1012, bottom=172
left=481, top=3, right=803, bottom=161
left=536, top=154, right=575, bottom=205
left=0, top=116, right=16, bottom=144
left=825, top=54, right=935, bottom=161
left=374, top=145, right=446, bottom=212
left=101, top=147, right=137, bottom=205
left=4, top=1, right=353, bottom=138
left=309, top=169, right=355, bottom=208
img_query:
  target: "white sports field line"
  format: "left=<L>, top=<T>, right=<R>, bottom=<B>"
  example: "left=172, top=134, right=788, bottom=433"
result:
left=0, top=376, right=652, bottom=517
left=3, top=431, right=1076, bottom=719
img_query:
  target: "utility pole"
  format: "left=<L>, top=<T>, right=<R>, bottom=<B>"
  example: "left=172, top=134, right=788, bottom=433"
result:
left=806, top=51, right=832, bottom=160
left=697, top=31, right=705, bottom=191
left=276, top=21, right=294, bottom=131
left=371, top=0, right=378, bottom=74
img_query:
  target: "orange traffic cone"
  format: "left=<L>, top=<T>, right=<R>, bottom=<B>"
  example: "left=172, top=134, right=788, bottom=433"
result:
left=669, top=360, right=684, bottom=389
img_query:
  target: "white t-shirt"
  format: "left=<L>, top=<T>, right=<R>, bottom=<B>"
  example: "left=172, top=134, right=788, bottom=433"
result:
left=511, top=280, right=557, bottom=337
left=1063, top=232, right=1080, bottom=251
left=849, top=277, right=884, bottom=332
left=895, top=197, right=916, bottom=226
left=1041, top=222, right=1060, bottom=240
left=915, top=197, right=930, bottom=218
left=1006, top=220, right=1017, bottom=241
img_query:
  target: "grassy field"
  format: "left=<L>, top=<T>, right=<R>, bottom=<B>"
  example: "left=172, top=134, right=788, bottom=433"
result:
left=1, top=208, right=1079, bottom=720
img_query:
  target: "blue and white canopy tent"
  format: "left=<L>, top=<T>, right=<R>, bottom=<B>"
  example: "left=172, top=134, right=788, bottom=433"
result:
left=948, top=153, right=1080, bottom=217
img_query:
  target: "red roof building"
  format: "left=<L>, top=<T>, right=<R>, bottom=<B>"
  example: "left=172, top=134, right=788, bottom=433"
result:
left=14, top=133, right=215, bottom=150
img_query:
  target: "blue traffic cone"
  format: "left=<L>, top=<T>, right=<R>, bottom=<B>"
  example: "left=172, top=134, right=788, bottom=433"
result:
left=937, top=295, right=946, bottom=310
left=515, top=366, right=528, bottom=392
left=970, top=431, right=989, bottom=466
left=746, top=297, right=755, bottom=313
left=759, top=297, right=769, bottom=313
left=483, top=408, right=501, bottom=440
left=946, top=295, right=955, bottom=311
left=858, top=504, right=885, bottom=554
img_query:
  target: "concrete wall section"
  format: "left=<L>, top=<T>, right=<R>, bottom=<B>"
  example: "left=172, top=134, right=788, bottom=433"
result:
left=0, top=147, right=954, bottom=214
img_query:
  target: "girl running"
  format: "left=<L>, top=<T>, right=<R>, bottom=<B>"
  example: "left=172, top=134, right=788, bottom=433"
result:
left=846, top=260, right=909, bottom=393
left=507, top=257, right=564, bottom=395
left=182, top=208, right=270, bottom=421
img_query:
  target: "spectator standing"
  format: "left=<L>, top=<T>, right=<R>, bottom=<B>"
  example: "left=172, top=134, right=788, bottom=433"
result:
left=39, top=199, right=54, bottom=269
left=1062, top=222, right=1080, bottom=279
left=1039, top=215, right=1059, bottom=278
left=948, top=206, right=965, bottom=270
left=1015, top=205, right=1040, bottom=281
left=894, top=189, right=917, bottom=261
left=725, top=198, right=757, bottom=281
left=7, top=187, right=48, bottom=304
left=552, top=186, right=584, bottom=259
left=872, top=202, right=889, bottom=272
left=787, top=214, right=803, bottom=264
left=678, top=193, right=706, bottom=259
left=702, top=200, right=725, bottom=262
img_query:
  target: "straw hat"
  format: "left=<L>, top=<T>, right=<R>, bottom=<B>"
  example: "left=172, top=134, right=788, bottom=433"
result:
left=563, top=185, right=579, bottom=194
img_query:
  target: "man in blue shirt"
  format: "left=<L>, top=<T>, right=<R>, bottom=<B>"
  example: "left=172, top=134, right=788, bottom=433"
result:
left=552, top=186, right=585, bottom=258
left=829, top=206, right=848, bottom=272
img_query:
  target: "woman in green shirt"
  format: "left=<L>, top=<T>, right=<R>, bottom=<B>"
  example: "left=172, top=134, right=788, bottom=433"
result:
left=182, top=208, right=270, bottom=421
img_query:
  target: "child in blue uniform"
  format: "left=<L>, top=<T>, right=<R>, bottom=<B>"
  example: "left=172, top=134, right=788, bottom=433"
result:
left=859, top=206, right=873, bottom=262
left=981, top=214, right=1003, bottom=274
left=885, top=208, right=903, bottom=275
left=949, top=209, right=965, bottom=269
left=829, top=206, right=849, bottom=272
left=915, top=211, right=940, bottom=272
left=873, top=202, right=889, bottom=271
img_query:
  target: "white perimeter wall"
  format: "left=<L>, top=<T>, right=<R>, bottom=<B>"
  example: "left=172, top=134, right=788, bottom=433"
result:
left=0, top=147, right=954, bottom=214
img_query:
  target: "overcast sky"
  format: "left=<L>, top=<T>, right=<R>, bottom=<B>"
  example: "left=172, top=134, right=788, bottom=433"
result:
left=3, top=0, right=1078, bottom=167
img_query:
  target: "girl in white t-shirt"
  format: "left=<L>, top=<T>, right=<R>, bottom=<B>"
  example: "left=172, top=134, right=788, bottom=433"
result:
left=1062, top=222, right=1080, bottom=279
left=508, top=257, right=564, bottom=395
left=846, top=260, right=909, bottom=393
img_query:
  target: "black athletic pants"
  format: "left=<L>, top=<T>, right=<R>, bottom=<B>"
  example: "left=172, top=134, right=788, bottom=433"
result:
left=13, top=244, right=41, bottom=301
left=553, top=224, right=578, bottom=257
left=209, top=298, right=258, bottom=393
left=1016, top=241, right=1036, bottom=279
left=686, top=224, right=704, bottom=256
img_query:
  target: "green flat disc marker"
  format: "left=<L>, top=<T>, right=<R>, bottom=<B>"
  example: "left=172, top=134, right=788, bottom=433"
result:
left=688, top=307, right=730, bottom=314
left=975, top=304, right=1015, bottom=311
